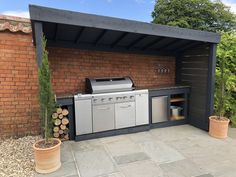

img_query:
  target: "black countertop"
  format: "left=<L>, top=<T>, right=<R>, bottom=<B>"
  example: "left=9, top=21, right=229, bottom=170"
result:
left=56, top=85, right=190, bottom=99
left=137, top=85, right=190, bottom=91
left=56, top=94, right=74, bottom=99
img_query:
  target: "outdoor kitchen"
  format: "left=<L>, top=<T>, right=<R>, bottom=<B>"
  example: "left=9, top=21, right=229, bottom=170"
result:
left=29, top=5, right=220, bottom=141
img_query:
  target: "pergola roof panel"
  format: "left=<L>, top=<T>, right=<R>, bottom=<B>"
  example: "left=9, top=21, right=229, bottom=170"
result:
left=30, top=5, right=220, bottom=56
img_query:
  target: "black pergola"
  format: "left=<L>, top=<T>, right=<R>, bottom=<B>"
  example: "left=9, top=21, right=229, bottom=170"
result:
left=29, top=5, right=220, bottom=131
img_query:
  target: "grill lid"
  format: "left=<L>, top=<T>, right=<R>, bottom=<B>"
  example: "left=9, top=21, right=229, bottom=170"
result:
left=85, top=77, right=135, bottom=94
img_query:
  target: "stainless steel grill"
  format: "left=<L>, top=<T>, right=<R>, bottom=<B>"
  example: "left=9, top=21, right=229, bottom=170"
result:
left=74, top=76, right=149, bottom=136
left=85, top=76, right=134, bottom=94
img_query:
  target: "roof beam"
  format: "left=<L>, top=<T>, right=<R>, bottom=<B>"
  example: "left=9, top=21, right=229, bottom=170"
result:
left=53, top=23, right=59, bottom=41
left=142, top=37, right=165, bottom=50
left=111, top=32, right=128, bottom=48
left=74, top=27, right=84, bottom=44
left=156, top=39, right=179, bottom=50
left=94, top=29, right=107, bottom=46
left=175, top=42, right=202, bottom=52
left=126, top=35, right=146, bottom=50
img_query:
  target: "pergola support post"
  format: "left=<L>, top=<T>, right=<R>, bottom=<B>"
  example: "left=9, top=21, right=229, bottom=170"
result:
left=206, top=44, right=217, bottom=126
left=34, top=21, right=43, bottom=67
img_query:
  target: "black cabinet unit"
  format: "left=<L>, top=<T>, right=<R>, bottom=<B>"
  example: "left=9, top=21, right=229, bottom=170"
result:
left=57, top=96, right=75, bottom=140
left=149, top=86, right=190, bottom=129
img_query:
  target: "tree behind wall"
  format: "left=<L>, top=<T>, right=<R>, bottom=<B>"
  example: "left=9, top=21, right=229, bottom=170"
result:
left=151, top=0, right=236, bottom=32
left=38, top=36, right=55, bottom=142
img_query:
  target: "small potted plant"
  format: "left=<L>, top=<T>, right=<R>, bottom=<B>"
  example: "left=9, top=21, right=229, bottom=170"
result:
left=209, top=41, right=230, bottom=139
left=33, top=36, right=61, bottom=173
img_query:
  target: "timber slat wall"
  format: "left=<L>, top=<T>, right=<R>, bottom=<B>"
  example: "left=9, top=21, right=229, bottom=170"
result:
left=178, top=45, right=210, bottom=130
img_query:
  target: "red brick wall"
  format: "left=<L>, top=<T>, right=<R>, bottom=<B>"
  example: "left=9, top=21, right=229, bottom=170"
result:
left=48, top=47, right=176, bottom=95
left=0, top=31, right=175, bottom=138
left=0, top=31, right=40, bottom=137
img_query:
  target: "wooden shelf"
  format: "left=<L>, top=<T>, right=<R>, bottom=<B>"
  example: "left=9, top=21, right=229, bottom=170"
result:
left=170, top=98, right=185, bottom=103
left=170, top=116, right=185, bottom=121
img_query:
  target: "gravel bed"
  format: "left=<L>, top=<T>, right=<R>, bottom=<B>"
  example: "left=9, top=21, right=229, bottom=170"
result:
left=0, top=136, right=41, bottom=177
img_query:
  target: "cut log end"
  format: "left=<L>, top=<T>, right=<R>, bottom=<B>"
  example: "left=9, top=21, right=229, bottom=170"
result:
left=60, top=124, right=66, bottom=130
left=54, top=119, right=61, bottom=126
left=62, top=109, right=69, bottom=116
left=56, top=108, right=62, bottom=114
left=62, top=117, right=69, bottom=125
left=52, top=113, right=58, bottom=119
left=53, top=132, right=59, bottom=138
left=58, top=114, right=63, bottom=119
left=53, top=126, right=59, bottom=133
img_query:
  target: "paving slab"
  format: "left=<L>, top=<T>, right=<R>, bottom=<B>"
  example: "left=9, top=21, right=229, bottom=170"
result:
left=53, top=125, right=236, bottom=177
left=120, top=160, right=164, bottom=177
left=99, top=135, right=130, bottom=144
left=160, top=159, right=207, bottom=177
left=71, top=139, right=102, bottom=152
left=228, top=127, right=236, bottom=139
left=60, top=142, right=74, bottom=164
left=113, top=152, right=150, bottom=165
left=150, top=125, right=205, bottom=141
left=35, top=161, right=78, bottom=177
left=127, top=131, right=154, bottom=143
left=74, top=147, right=117, bottom=177
left=105, top=138, right=143, bottom=156
left=96, top=172, right=125, bottom=177
left=139, top=140, right=185, bottom=164
left=195, top=174, right=214, bottom=177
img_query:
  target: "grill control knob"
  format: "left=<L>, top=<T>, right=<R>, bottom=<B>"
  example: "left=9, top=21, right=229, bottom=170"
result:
left=93, top=99, right=98, bottom=102
left=109, top=98, right=113, bottom=101
left=123, top=96, right=127, bottom=99
left=130, top=96, right=134, bottom=99
left=101, top=98, right=105, bottom=102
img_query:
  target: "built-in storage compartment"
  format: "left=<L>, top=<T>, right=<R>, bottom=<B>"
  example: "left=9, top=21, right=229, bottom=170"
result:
left=152, top=96, right=168, bottom=123
left=115, top=102, right=135, bottom=129
left=74, top=96, right=93, bottom=135
left=170, top=93, right=185, bottom=121
left=75, top=97, right=92, bottom=135
left=149, top=86, right=190, bottom=127
left=57, top=96, right=75, bottom=140
left=93, top=104, right=115, bottom=132
left=135, top=91, right=149, bottom=126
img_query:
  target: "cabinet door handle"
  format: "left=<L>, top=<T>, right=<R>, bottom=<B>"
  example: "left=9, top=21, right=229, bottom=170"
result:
left=97, top=107, right=110, bottom=110
left=120, top=105, right=131, bottom=108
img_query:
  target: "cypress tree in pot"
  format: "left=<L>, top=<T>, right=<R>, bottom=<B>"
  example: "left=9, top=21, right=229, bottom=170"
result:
left=33, top=36, right=61, bottom=173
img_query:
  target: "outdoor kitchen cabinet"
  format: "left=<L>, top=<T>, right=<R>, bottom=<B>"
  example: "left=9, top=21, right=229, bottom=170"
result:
left=135, top=92, right=149, bottom=126
left=115, top=102, right=135, bottom=129
left=149, top=86, right=190, bottom=128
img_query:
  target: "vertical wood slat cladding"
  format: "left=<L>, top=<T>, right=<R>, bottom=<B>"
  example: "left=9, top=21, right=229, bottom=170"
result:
left=178, top=45, right=210, bottom=130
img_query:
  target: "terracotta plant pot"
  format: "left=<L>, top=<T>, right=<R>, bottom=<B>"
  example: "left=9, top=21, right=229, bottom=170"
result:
left=209, top=116, right=230, bottom=139
left=33, top=138, right=61, bottom=174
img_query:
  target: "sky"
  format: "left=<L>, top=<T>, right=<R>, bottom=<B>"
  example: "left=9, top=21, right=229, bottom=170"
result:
left=0, top=0, right=236, bottom=22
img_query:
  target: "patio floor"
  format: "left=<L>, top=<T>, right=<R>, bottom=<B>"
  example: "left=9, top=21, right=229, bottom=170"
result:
left=36, top=125, right=236, bottom=177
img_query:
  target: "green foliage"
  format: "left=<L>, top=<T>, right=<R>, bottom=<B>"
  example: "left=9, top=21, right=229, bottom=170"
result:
left=151, top=1, right=236, bottom=119
left=38, top=36, right=55, bottom=142
left=231, top=115, right=236, bottom=127
left=215, top=32, right=236, bottom=118
left=151, top=0, right=236, bottom=32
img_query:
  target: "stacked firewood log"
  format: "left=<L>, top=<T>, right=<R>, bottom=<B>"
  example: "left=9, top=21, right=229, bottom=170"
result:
left=52, top=107, right=69, bottom=141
